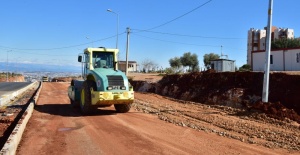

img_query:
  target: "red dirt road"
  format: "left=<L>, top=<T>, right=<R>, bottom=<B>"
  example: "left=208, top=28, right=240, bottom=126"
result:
left=17, top=83, right=294, bottom=155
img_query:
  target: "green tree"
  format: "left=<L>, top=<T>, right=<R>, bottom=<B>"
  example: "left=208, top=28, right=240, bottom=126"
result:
left=238, top=64, right=251, bottom=71
left=203, top=53, right=220, bottom=69
left=169, top=57, right=183, bottom=73
left=165, top=67, right=175, bottom=74
left=180, top=52, right=199, bottom=72
left=169, top=57, right=182, bottom=70
left=271, top=38, right=300, bottom=49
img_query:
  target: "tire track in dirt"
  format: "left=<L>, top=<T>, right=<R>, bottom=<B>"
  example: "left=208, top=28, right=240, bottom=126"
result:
left=133, top=92, right=300, bottom=151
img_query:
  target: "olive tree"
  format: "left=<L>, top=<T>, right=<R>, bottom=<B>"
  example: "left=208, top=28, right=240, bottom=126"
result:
left=239, top=64, right=251, bottom=71
left=180, top=52, right=199, bottom=72
left=169, top=57, right=182, bottom=72
left=203, top=53, right=220, bottom=69
left=271, top=38, right=300, bottom=49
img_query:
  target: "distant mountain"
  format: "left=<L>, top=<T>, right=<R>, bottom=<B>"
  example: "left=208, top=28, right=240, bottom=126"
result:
left=0, top=62, right=81, bottom=73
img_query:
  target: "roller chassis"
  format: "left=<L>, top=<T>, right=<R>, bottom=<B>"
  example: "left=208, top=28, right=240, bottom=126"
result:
left=68, top=80, right=133, bottom=114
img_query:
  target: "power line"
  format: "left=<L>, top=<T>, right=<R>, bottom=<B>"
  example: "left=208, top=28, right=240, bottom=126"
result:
left=132, top=33, right=246, bottom=51
left=132, top=33, right=219, bottom=47
left=0, top=33, right=125, bottom=51
left=10, top=51, right=74, bottom=56
left=131, top=29, right=246, bottom=40
left=140, top=0, right=213, bottom=31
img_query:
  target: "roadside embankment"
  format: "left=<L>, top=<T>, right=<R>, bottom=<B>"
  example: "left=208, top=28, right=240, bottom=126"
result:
left=130, top=72, right=300, bottom=123
left=0, top=75, right=25, bottom=82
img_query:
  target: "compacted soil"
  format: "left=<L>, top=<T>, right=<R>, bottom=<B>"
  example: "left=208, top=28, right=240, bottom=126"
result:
left=16, top=82, right=298, bottom=155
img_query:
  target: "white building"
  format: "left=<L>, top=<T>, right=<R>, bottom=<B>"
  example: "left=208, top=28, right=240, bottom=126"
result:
left=247, top=28, right=266, bottom=65
left=252, top=48, right=300, bottom=71
left=118, top=61, right=138, bottom=72
left=247, top=26, right=294, bottom=65
left=211, top=59, right=235, bottom=72
left=274, top=28, right=294, bottom=39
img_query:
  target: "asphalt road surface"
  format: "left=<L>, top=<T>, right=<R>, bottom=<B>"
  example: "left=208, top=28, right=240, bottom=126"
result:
left=0, top=82, right=31, bottom=96
left=16, top=83, right=292, bottom=155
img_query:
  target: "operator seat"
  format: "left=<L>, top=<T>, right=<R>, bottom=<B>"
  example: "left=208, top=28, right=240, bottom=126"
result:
left=100, top=60, right=107, bottom=68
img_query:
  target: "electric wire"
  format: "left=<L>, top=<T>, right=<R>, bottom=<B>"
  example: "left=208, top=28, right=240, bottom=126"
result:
left=0, top=0, right=218, bottom=53
left=131, top=29, right=246, bottom=40
left=132, top=33, right=218, bottom=47
left=136, top=0, right=213, bottom=32
left=0, top=32, right=125, bottom=51
left=0, top=0, right=243, bottom=58
left=9, top=51, right=74, bottom=56
left=132, top=33, right=246, bottom=51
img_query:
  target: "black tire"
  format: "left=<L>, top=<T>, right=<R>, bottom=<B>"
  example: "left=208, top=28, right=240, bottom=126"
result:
left=70, top=98, right=80, bottom=108
left=80, top=80, right=96, bottom=114
left=114, top=104, right=132, bottom=113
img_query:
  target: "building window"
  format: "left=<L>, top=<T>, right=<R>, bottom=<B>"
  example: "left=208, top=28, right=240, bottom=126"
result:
left=297, top=53, right=300, bottom=63
left=128, top=64, right=134, bottom=68
left=270, top=55, right=273, bottom=64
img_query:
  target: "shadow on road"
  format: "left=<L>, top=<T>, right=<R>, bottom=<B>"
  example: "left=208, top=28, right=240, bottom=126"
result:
left=34, top=104, right=117, bottom=117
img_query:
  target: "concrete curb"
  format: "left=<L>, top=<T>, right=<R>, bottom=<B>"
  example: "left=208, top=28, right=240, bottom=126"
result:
left=0, top=82, right=42, bottom=155
left=0, top=82, right=38, bottom=107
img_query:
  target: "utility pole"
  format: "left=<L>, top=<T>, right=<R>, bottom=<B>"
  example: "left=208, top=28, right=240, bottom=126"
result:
left=125, top=27, right=130, bottom=76
left=262, top=0, right=273, bottom=102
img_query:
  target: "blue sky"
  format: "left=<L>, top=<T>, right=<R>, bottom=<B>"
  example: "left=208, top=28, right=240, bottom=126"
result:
left=0, top=0, right=299, bottom=71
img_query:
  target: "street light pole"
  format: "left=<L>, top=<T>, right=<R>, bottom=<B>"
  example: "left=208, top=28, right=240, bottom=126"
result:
left=125, top=27, right=130, bottom=76
left=107, top=9, right=119, bottom=49
left=262, top=0, right=273, bottom=102
left=6, top=50, right=12, bottom=82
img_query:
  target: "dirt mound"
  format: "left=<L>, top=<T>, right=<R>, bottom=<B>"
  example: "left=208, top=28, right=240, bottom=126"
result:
left=0, top=75, right=24, bottom=82
left=127, top=73, right=163, bottom=83
left=203, top=69, right=216, bottom=73
left=252, top=101, right=300, bottom=123
left=131, top=72, right=300, bottom=123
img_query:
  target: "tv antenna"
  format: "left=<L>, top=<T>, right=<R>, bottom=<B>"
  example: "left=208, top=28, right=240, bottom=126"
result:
left=220, top=45, right=228, bottom=59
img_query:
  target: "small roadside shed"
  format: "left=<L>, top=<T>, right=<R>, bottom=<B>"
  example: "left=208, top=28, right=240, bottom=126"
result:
left=118, top=61, right=138, bottom=72
left=210, top=59, right=235, bottom=72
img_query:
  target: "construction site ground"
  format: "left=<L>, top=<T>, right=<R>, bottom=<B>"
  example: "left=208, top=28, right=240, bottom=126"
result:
left=16, top=80, right=299, bottom=154
left=0, top=72, right=298, bottom=154
left=18, top=71, right=300, bottom=154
